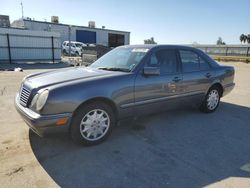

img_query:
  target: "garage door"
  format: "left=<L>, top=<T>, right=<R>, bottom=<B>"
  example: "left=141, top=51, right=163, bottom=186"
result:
left=76, top=30, right=96, bottom=44
left=108, top=33, right=125, bottom=47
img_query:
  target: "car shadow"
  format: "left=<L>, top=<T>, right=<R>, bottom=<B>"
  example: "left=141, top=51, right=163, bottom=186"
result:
left=29, top=102, right=250, bottom=188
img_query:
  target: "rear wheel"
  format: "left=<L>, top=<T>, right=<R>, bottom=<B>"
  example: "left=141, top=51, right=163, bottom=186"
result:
left=70, top=102, right=115, bottom=145
left=200, top=86, right=221, bottom=113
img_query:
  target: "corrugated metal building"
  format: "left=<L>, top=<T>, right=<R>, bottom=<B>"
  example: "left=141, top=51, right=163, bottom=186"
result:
left=12, top=18, right=130, bottom=47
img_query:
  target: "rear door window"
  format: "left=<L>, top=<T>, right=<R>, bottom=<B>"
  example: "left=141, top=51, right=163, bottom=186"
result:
left=179, top=50, right=211, bottom=72
left=179, top=50, right=199, bottom=72
left=199, top=57, right=211, bottom=70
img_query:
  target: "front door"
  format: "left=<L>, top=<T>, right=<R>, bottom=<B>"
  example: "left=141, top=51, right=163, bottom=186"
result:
left=134, top=48, right=182, bottom=115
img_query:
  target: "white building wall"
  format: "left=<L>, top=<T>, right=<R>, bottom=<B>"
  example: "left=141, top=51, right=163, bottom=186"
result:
left=23, top=21, right=69, bottom=43
left=21, top=20, right=130, bottom=46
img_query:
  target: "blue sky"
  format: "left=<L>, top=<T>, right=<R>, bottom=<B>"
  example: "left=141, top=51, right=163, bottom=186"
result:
left=1, top=0, right=250, bottom=44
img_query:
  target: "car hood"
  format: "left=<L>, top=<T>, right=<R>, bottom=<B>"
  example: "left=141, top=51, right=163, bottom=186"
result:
left=23, top=67, right=124, bottom=89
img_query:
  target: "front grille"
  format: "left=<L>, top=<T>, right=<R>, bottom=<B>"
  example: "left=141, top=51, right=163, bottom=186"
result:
left=19, top=86, right=31, bottom=107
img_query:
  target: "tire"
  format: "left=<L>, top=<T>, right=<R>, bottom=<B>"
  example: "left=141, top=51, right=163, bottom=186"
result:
left=70, top=102, right=115, bottom=145
left=62, top=49, right=67, bottom=55
left=200, top=86, right=221, bottom=113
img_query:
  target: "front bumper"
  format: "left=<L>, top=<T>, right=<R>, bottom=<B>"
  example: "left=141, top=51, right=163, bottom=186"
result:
left=15, top=94, right=72, bottom=137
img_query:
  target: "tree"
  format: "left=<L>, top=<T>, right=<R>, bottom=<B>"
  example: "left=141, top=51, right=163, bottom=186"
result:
left=243, top=35, right=248, bottom=43
left=240, top=34, right=248, bottom=44
left=243, top=34, right=247, bottom=43
left=144, top=37, right=157, bottom=44
left=247, top=35, right=250, bottom=44
left=216, top=37, right=226, bottom=45
left=240, top=34, right=250, bottom=44
left=240, top=34, right=245, bottom=44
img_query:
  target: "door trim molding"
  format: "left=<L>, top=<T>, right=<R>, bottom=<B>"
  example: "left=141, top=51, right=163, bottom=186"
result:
left=120, top=91, right=204, bottom=108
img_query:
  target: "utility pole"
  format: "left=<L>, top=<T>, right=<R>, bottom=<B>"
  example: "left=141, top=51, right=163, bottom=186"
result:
left=21, top=1, right=24, bottom=19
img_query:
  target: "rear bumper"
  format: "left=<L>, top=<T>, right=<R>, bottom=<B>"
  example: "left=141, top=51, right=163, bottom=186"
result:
left=223, top=83, right=235, bottom=97
left=15, top=94, right=72, bottom=136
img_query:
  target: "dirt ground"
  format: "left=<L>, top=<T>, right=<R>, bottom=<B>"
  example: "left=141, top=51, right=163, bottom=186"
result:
left=0, top=62, right=249, bottom=188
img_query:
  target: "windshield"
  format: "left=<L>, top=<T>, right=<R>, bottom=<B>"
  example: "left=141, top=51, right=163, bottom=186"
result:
left=90, top=47, right=149, bottom=72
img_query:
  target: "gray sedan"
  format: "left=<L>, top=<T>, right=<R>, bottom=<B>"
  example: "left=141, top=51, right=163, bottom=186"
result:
left=15, top=45, right=235, bottom=145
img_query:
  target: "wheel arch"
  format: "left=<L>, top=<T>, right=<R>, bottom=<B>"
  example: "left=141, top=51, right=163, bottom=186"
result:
left=208, top=82, right=223, bottom=97
left=72, top=97, right=119, bottom=121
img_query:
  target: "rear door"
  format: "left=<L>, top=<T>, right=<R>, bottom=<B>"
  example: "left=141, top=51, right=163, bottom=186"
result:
left=178, top=49, right=214, bottom=99
left=134, top=48, right=182, bottom=115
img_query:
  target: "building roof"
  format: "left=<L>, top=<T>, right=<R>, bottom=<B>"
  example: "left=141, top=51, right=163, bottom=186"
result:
left=22, top=19, right=130, bottom=34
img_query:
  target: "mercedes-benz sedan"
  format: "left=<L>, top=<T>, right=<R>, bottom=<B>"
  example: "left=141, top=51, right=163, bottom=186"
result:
left=15, top=45, right=235, bottom=145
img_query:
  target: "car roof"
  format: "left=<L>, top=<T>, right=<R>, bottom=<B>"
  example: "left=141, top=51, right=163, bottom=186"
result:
left=63, top=41, right=84, bottom=44
left=121, top=44, right=197, bottom=51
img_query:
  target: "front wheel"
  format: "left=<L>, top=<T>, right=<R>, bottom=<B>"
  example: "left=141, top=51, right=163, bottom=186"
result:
left=200, top=87, right=221, bottom=113
left=70, top=102, right=115, bottom=145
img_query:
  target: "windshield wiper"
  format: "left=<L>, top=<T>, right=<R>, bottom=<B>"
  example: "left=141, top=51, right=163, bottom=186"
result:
left=97, top=67, right=130, bottom=72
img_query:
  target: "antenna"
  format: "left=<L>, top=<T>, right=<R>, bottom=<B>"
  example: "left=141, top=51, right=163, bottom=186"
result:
left=21, top=1, right=24, bottom=19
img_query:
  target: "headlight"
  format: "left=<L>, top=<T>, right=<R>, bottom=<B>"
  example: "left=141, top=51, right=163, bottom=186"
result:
left=36, top=90, right=49, bottom=111
left=30, top=94, right=38, bottom=108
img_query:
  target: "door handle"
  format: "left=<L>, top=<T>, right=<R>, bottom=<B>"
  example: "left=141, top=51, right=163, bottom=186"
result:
left=172, top=76, right=182, bottom=82
left=205, top=73, right=211, bottom=78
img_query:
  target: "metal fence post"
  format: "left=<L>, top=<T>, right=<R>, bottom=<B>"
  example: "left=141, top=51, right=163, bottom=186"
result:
left=51, top=36, right=55, bottom=63
left=6, top=33, right=12, bottom=64
left=69, top=25, right=72, bottom=57
left=225, top=47, right=229, bottom=56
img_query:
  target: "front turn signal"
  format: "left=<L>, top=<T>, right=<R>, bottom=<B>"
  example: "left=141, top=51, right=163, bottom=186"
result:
left=56, top=118, right=68, bottom=126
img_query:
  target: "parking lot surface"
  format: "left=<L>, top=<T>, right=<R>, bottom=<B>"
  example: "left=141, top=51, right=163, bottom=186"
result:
left=0, top=62, right=250, bottom=188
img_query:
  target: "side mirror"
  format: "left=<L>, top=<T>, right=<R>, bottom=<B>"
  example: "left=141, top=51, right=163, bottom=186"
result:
left=143, top=67, right=160, bottom=76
